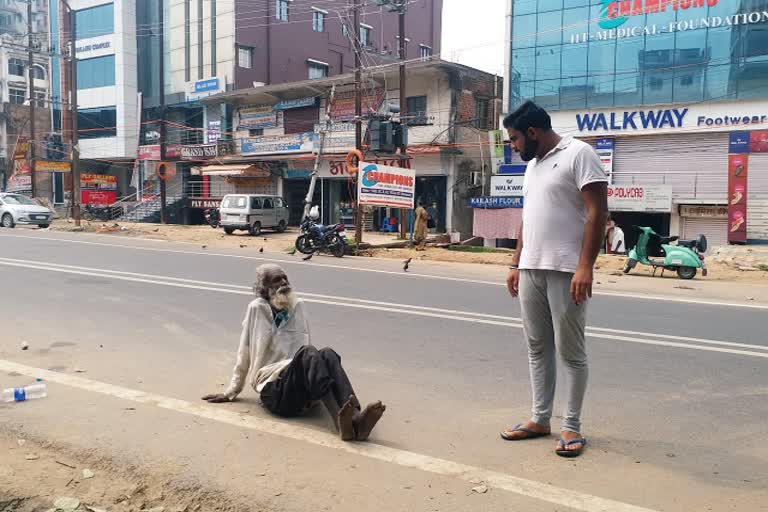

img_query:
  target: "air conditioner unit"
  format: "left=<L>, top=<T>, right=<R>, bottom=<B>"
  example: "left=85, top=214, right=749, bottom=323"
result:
left=469, top=171, right=482, bottom=186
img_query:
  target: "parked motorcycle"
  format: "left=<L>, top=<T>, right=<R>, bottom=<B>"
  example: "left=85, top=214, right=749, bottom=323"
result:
left=623, top=226, right=707, bottom=280
left=82, top=205, right=119, bottom=222
left=204, top=208, right=220, bottom=228
left=295, top=216, right=347, bottom=258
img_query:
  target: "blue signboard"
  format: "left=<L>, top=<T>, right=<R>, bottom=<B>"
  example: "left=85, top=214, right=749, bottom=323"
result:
left=469, top=196, right=523, bottom=209
left=498, top=164, right=527, bottom=175
left=729, top=131, right=750, bottom=154
left=275, top=97, right=316, bottom=110
left=503, top=144, right=513, bottom=164
left=596, top=137, right=615, bottom=150
left=284, top=169, right=313, bottom=179
left=194, top=78, right=220, bottom=93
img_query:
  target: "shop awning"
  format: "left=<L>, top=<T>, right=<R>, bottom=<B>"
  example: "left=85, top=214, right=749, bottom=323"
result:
left=192, top=164, right=271, bottom=177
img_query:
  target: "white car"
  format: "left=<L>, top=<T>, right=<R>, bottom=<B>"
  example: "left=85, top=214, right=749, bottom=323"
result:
left=0, top=193, right=53, bottom=228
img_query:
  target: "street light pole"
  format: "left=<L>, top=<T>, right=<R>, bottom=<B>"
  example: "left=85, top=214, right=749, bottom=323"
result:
left=27, top=0, right=36, bottom=198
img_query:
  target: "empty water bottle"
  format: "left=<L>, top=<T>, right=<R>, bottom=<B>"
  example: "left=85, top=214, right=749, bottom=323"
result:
left=1, top=383, right=47, bottom=403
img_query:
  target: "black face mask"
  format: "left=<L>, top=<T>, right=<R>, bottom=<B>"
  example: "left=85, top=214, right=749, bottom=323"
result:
left=519, top=135, right=539, bottom=162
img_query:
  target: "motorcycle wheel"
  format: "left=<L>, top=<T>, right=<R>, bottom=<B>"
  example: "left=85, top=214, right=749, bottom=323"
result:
left=83, top=211, right=95, bottom=222
left=329, top=235, right=346, bottom=258
left=295, top=235, right=315, bottom=254
left=623, top=258, right=637, bottom=274
left=677, top=266, right=697, bottom=280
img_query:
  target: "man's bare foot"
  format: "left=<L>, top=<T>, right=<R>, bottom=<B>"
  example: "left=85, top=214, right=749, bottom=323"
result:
left=338, top=397, right=357, bottom=441
left=500, top=421, right=551, bottom=440
left=353, top=401, right=386, bottom=441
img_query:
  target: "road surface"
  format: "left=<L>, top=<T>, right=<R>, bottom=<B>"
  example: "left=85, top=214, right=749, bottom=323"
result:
left=1, top=229, right=766, bottom=511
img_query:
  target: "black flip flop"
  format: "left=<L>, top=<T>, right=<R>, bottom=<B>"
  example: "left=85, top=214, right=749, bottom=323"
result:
left=500, top=423, right=551, bottom=441
left=555, top=437, right=587, bottom=457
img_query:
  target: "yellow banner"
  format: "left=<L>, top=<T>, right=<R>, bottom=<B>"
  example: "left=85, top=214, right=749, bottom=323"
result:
left=34, top=160, right=72, bottom=172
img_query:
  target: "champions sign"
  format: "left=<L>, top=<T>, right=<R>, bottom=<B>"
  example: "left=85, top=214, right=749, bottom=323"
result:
left=357, top=162, right=416, bottom=209
left=599, top=0, right=717, bottom=29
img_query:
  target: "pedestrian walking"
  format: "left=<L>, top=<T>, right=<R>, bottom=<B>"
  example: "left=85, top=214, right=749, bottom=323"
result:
left=499, top=101, right=608, bottom=458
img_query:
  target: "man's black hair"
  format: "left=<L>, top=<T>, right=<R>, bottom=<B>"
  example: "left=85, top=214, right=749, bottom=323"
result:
left=502, top=101, right=552, bottom=133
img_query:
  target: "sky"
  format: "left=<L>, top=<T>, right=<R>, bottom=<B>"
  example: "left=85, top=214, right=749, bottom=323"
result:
left=441, top=0, right=507, bottom=76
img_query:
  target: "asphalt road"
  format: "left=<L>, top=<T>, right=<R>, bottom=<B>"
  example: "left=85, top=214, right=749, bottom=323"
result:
left=1, top=229, right=766, bottom=512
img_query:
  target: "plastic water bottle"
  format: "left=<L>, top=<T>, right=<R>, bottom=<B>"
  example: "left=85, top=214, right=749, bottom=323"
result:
left=1, top=383, right=47, bottom=403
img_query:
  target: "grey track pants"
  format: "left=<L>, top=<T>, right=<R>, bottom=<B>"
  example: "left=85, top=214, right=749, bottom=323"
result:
left=519, top=269, right=588, bottom=433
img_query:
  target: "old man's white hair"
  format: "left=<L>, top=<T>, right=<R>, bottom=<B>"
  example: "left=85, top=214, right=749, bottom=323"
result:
left=254, top=263, right=296, bottom=312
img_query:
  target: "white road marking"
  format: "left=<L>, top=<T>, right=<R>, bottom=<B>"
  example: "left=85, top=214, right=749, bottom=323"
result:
left=2, top=257, right=768, bottom=359
left=0, top=359, right=658, bottom=512
left=2, top=232, right=766, bottom=310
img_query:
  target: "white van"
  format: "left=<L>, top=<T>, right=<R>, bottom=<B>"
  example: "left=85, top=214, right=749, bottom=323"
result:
left=219, top=194, right=289, bottom=236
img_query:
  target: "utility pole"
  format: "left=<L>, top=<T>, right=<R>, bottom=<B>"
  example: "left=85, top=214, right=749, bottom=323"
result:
left=353, top=0, right=363, bottom=246
left=304, top=85, right=336, bottom=219
left=158, top=0, right=167, bottom=224
left=397, top=0, right=408, bottom=240
left=27, top=0, right=36, bottom=198
left=63, top=0, right=82, bottom=226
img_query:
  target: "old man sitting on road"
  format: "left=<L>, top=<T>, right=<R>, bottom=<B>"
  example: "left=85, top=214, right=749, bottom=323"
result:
left=202, top=264, right=386, bottom=441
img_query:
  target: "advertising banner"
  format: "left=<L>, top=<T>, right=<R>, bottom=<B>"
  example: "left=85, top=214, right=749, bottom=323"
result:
left=729, top=131, right=751, bottom=154
left=81, top=190, right=117, bottom=205
left=469, top=196, right=523, bottom=209
left=238, top=106, right=277, bottom=129
left=490, top=175, right=524, bottom=196
left=607, top=185, right=672, bottom=212
left=727, top=154, right=748, bottom=243
left=34, top=160, right=72, bottom=172
left=180, top=144, right=217, bottom=160
left=357, top=161, right=415, bottom=208
left=750, top=130, right=768, bottom=153
left=330, top=89, right=385, bottom=121
left=595, top=138, right=615, bottom=182
left=240, top=133, right=317, bottom=156
left=489, top=130, right=506, bottom=174
left=207, top=121, right=222, bottom=144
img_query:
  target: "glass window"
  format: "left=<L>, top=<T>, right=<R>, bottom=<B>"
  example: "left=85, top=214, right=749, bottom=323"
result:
left=538, top=0, right=562, bottom=13
left=537, top=11, right=562, bottom=47
left=222, top=196, right=247, bottom=209
left=360, top=25, right=371, bottom=47
left=705, top=64, right=736, bottom=102
left=512, top=47, right=536, bottom=88
left=513, top=0, right=536, bottom=16
left=407, top=96, right=428, bottom=125
left=75, top=3, right=114, bottom=39
left=250, top=197, right=262, bottom=209
left=420, top=45, right=432, bottom=61
left=34, top=91, right=46, bottom=107
left=238, top=46, right=253, bottom=68
left=312, top=10, right=325, bottom=32
left=563, top=0, right=587, bottom=7
left=249, top=128, right=264, bottom=137
left=9, top=88, right=25, bottom=104
left=263, top=198, right=274, bottom=209
left=308, top=62, right=328, bottom=79
left=534, top=79, right=560, bottom=110
left=76, top=55, right=115, bottom=89
left=513, top=14, right=536, bottom=49
left=77, top=106, right=117, bottom=139
left=673, top=29, right=706, bottom=103
left=536, top=46, right=561, bottom=80
left=475, top=98, right=489, bottom=129
left=276, top=0, right=288, bottom=21
left=586, top=40, right=615, bottom=108
left=8, top=58, right=25, bottom=76
left=561, top=6, right=589, bottom=44
left=275, top=197, right=284, bottom=208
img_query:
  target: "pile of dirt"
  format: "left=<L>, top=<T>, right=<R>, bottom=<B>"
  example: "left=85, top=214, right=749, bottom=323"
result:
left=0, top=431, right=250, bottom=512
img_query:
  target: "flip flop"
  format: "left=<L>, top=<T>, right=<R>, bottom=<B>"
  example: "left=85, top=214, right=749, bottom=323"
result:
left=500, top=423, right=551, bottom=441
left=555, top=437, right=587, bottom=457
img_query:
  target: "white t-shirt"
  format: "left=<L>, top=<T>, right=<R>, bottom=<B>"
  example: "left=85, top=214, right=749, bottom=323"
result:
left=519, top=136, right=607, bottom=273
left=611, top=226, right=625, bottom=253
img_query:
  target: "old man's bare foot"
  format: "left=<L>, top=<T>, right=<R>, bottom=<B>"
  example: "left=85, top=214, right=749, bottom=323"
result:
left=338, top=396, right=357, bottom=441
left=354, top=401, right=386, bottom=441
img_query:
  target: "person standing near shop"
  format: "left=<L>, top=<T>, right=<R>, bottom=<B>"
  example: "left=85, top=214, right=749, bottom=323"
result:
left=413, top=202, right=429, bottom=251
left=499, top=101, right=608, bottom=458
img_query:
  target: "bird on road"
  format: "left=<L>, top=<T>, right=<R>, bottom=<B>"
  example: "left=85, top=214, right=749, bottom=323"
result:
left=259, top=247, right=264, bottom=253
left=403, top=258, right=412, bottom=272
left=288, top=248, right=297, bottom=255
left=153, top=228, right=159, bottom=232
left=201, top=245, right=207, bottom=249
left=240, top=244, right=247, bottom=248
left=302, top=252, right=314, bottom=261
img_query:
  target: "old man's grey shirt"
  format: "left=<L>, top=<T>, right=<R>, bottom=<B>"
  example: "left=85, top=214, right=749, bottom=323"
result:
left=519, top=136, right=607, bottom=273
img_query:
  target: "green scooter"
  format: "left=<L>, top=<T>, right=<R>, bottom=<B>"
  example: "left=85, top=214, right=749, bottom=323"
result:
left=623, top=226, right=708, bottom=280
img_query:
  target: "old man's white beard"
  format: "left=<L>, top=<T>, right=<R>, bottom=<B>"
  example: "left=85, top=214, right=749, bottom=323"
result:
left=270, top=286, right=296, bottom=313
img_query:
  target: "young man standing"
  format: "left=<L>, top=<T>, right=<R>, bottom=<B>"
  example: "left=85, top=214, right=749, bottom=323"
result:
left=500, top=101, right=608, bottom=458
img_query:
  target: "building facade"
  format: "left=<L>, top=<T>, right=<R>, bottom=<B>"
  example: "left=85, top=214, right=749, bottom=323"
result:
left=505, top=0, right=768, bottom=249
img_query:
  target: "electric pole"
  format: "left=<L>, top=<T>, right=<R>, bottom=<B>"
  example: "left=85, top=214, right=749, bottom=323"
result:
left=397, top=1, right=408, bottom=240
left=353, top=0, right=363, bottom=246
left=158, top=0, right=167, bottom=224
left=27, top=0, right=36, bottom=197
left=63, top=0, right=82, bottom=226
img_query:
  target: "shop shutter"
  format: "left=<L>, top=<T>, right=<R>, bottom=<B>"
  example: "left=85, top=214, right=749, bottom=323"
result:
left=283, top=106, right=319, bottom=135
left=747, top=153, right=768, bottom=241
left=612, top=132, right=729, bottom=203
left=681, top=217, right=728, bottom=254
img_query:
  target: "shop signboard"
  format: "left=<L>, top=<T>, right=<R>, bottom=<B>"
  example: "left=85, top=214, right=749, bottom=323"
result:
left=489, top=130, right=506, bottom=174
left=750, top=130, right=768, bottom=153
left=357, top=161, right=415, bottom=208
left=680, top=205, right=728, bottom=219
left=275, top=97, right=316, bottom=110
left=727, top=154, right=748, bottom=243
left=595, top=138, right=614, bottom=182
left=330, top=89, right=385, bottom=121
left=240, top=133, right=317, bottom=156
left=284, top=169, right=313, bottom=179
left=13, top=137, right=30, bottom=159
left=607, top=185, right=672, bottom=213
left=314, top=123, right=356, bottom=152
left=238, top=106, right=277, bottom=129
left=180, top=144, right=217, bottom=160
left=81, top=173, right=117, bottom=205
left=34, top=160, right=71, bottom=172
left=491, top=175, right=525, bottom=196
left=497, top=164, right=527, bottom=175
left=469, top=196, right=523, bottom=209
left=189, top=198, right=222, bottom=209
left=186, top=77, right=224, bottom=101
left=321, top=157, right=411, bottom=178
left=138, top=144, right=180, bottom=160
left=729, top=132, right=751, bottom=154
left=207, top=121, right=222, bottom=144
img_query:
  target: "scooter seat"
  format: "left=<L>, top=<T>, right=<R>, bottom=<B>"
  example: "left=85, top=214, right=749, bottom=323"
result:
left=659, top=235, right=679, bottom=244
left=677, top=239, right=697, bottom=249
